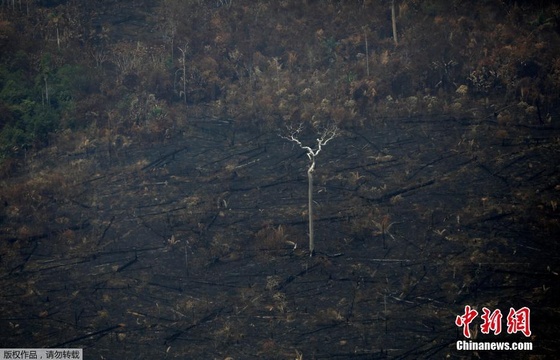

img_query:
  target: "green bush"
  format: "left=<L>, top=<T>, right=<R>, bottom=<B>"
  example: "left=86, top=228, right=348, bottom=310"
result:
left=0, top=57, right=89, bottom=158
left=0, top=125, right=27, bottom=156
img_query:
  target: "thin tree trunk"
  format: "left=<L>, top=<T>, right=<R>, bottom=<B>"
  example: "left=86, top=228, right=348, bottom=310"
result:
left=308, top=167, right=314, bottom=255
left=182, top=51, right=187, bottom=104
left=391, top=0, right=398, bottom=46
left=44, top=75, right=49, bottom=106
left=179, top=46, right=187, bottom=104
left=364, top=28, right=369, bottom=76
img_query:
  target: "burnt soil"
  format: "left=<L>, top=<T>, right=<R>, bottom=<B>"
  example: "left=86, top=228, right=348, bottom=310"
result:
left=1, top=114, right=559, bottom=359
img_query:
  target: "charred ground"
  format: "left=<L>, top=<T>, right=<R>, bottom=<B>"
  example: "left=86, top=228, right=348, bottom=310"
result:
left=1, top=1, right=560, bottom=359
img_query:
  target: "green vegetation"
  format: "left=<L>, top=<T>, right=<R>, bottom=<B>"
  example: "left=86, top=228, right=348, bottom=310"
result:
left=1, top=0, right=559, bottom=161
left=0, top=48, right=92, bottom=158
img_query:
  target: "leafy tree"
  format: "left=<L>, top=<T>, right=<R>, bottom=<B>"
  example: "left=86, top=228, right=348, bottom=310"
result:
left=0, top=48, right=92, bottom=158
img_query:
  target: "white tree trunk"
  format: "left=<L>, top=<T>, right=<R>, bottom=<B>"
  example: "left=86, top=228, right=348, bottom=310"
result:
left=308, top=166, right=314, bottom=255
left=391, top=0, right=398, bottom=45
left=280, top=123, right=338, bottom=256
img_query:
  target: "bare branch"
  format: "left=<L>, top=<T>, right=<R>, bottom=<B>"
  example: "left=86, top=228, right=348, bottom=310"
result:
left=280, top=123, right=339, bottom=161
left=278, top=122, right=339, bottom=256
left=314, top=124, right=338, bottom=158
left=280, top=124, right=313, bottom=155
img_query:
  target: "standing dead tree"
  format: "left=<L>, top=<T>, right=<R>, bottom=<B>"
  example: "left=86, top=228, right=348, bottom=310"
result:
left=177, top=43, right=188, bottom=104
left=281, top=123, right=338, bottom=256
left=391, top=0, right=398, bottom=46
